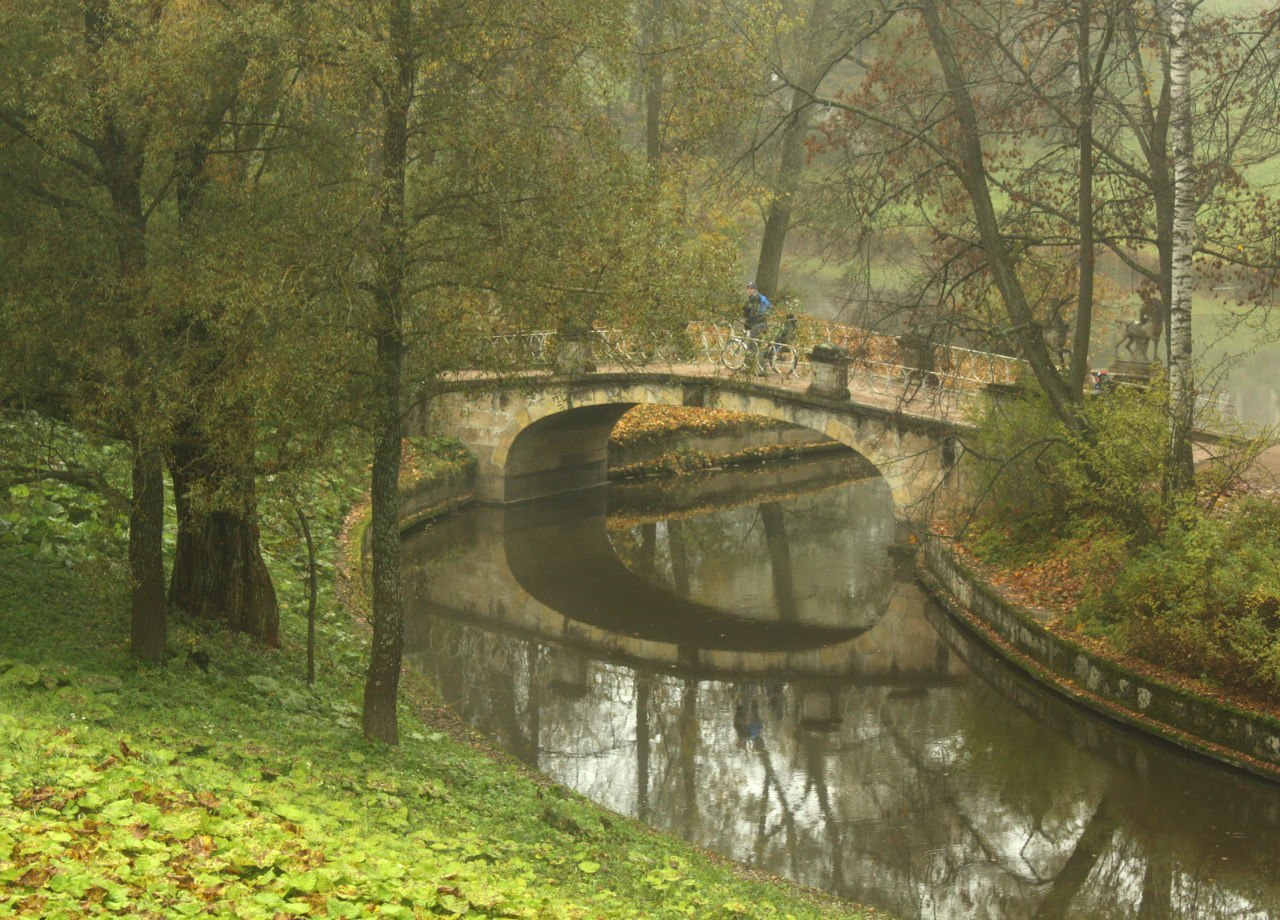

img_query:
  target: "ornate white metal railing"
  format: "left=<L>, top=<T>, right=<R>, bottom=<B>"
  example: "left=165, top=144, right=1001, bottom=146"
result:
left=483, top=319, right=1025, bottom=388
left=480, top=318, right=1237, bottom=416
left=1195, top=392, right=1239, bottom=423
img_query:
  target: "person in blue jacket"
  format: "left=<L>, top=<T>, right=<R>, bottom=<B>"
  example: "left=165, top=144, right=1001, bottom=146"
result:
left=742, top=281, right=772, bottom=340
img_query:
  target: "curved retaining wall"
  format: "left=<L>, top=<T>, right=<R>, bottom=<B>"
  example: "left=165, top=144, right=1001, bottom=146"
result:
left=918, top=539, right=1280, bottom=784
left=399, top=467, right=476, bottom=532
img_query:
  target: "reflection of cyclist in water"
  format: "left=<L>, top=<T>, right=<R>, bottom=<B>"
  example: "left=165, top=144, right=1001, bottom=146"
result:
left=733, top=700, right=766, bottom=751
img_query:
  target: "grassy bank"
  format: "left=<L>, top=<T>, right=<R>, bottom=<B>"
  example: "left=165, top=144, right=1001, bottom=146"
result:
left=0, top=472, right=875, bottom=918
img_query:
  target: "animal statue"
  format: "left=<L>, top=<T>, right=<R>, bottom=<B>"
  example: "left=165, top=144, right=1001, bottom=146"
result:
left=1115, top=301, right=1162, bottom=362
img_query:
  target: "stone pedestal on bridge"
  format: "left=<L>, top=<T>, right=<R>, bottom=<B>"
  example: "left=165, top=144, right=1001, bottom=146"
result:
left=553, top=329, right=596, bottom=376
left=807, top=344, right=851, bottom=401
left=1109, top=359, right=1158, bottom=387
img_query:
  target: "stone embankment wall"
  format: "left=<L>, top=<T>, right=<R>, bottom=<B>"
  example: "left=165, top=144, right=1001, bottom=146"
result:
left=399, top=466, right=476, bottom=531
left=918, top=539, right=1280, bottom=783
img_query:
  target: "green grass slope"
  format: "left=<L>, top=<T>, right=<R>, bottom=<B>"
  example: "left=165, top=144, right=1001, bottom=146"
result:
left=0, top=500, right=876, bottom=919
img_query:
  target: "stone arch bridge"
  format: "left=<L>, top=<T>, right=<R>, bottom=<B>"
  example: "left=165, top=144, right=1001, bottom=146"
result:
left=407, top=369, right=967, bottom=517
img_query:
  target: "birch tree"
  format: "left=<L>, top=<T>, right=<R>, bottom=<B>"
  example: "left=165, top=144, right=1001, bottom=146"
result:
left=1168, top=0, right=1196, bottom=487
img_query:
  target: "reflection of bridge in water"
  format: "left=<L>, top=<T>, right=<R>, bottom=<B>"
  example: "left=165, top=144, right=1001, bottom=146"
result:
left=401, top=455, right=1280, bottom=920
left=403, top=466, right=957, bottom=687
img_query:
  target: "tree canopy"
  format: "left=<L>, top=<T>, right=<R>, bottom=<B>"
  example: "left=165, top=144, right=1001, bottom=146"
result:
left=4, top=0, right=1280, bottom=741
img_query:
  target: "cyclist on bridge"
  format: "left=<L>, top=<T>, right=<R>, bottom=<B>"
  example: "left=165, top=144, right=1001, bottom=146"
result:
left=742, top=281, right=773, bottom=340
left=720, top=282, right=798, bottom=376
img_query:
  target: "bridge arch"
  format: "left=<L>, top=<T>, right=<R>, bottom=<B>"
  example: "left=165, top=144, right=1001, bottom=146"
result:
left=410, top=371, right=960, bottom=515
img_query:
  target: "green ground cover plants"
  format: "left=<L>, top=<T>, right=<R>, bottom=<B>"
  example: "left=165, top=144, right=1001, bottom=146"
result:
left=0, top=461, right=876, bottom=919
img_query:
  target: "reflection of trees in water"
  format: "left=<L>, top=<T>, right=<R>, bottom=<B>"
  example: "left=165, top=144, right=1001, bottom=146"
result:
left=760, top=503, right=798, bottom=622
left=608, top=478, right=895, bottom=627
left=667, top=518, right=690, bottom=596
left=409, top=624, right=538, bottom=762
left=635, top=673, right=652, bottom=823
left=609, top=510, right=741, bottom=592
left=1054, top=830, right=1272, bottom=920
left=412, top=613, right=1280, bottom=919
left=798, top=726, right=845, bottom=894
left=951, top=678, right=1280, bottom=919
left=403, top=474, right=1280, bottom=919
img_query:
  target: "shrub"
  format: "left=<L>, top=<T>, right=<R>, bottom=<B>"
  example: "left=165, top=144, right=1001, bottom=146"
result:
left=962, top=376, right=1280, bottom=700
left=962, top=389, right=1074, bottom=563
left=1077, top=498, right=1280, bottom=700
left=1061, top=379, right=1172, bottom=539
left=962, top=380, right=1173, bottom=559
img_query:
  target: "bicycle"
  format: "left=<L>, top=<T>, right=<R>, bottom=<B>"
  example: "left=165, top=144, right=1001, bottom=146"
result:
left=721, top=314, right=799, bottom=376
left=691, top=321, right=733, bottom=365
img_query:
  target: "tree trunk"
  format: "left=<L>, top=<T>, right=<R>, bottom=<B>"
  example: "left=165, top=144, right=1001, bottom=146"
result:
left=1168, top=0, right=1196, bottom=489
left=641, top=0, right=665, bottom=168
left=362, top=0, right=413, bottom=746
left=1071, top=5, right=1096, bottom=397
left=363, top=356, right=405, bottom=744
left=298, top=506, right=317, bottom=686
left=169, top=437, right=278, bottom=645
left=162, top=45, right=280, bottom=642
left=1121, top=1, right=1173, bottom=354
left=919, top=0, right=1084, bottom=435
left=754, top=0, right=834, bottom=298
left=97, top=3, right=164, bottom=661
left=129, top=440, right=167, bottom=662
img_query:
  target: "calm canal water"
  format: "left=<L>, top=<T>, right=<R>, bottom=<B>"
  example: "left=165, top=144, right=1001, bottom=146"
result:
left=402, top=452, right=1280, bottom=920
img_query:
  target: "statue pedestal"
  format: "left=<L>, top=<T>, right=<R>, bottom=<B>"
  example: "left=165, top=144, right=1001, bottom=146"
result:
left=807, top=345, right=851, bottom=401
left=1110, top=359, right=1158, bottom=387
left=554, top=330, right=596, bottom=375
